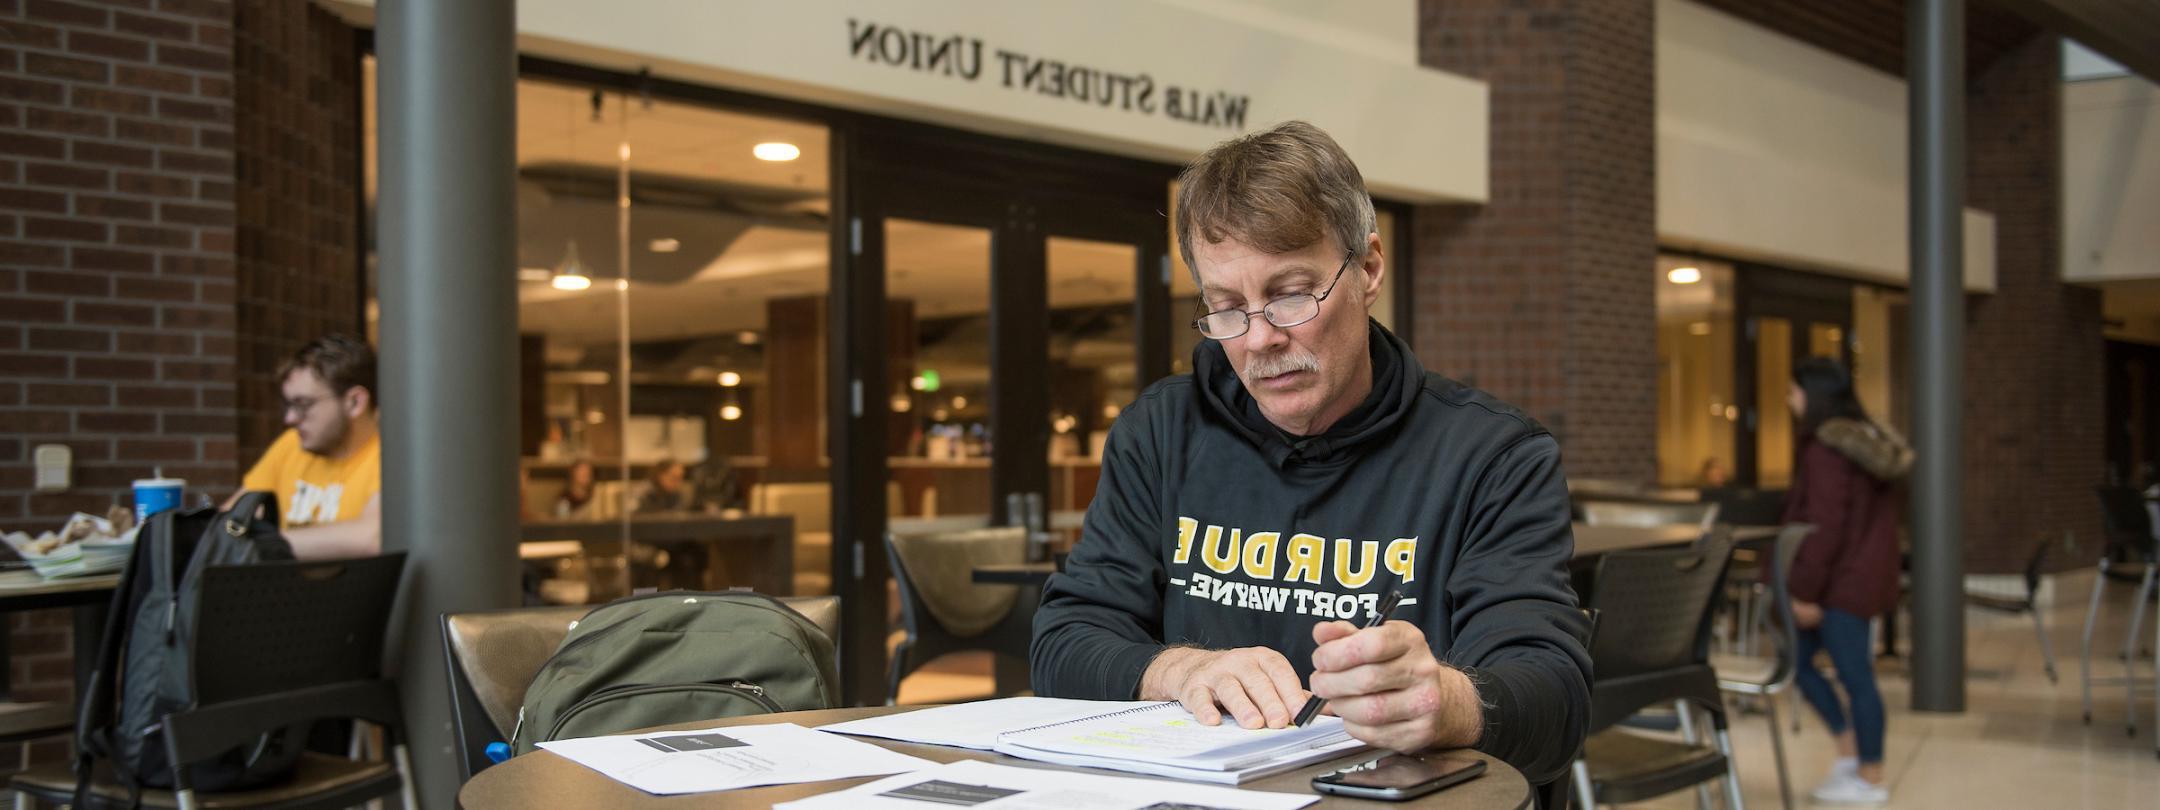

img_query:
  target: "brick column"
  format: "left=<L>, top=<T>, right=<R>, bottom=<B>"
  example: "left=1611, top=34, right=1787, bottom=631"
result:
left=0, top=0, right=238, bottom=765
left=1414, top=0, right=1659, bottom=480
left=232, top=0, right=360, bottom=464
left=1962, top=33, right=2105, bottom=575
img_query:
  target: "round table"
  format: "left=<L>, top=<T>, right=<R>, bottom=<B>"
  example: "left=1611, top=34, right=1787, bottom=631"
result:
left=457, top=706, right=1531, bottom=809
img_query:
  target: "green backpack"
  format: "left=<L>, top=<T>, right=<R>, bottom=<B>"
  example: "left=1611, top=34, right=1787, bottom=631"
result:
left=509, top=591, right=839, bottom=755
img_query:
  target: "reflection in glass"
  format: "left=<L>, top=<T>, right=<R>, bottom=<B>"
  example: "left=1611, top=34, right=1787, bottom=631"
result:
left=1655, top=258, right=1737, bottom=487
left=886, top=219, right=994, bottom=522
left=1756, top=317, right=1795, bottom=489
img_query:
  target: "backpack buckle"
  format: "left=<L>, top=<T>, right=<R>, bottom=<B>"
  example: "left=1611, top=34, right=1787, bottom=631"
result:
left=225, top=519, right=245, bottom=538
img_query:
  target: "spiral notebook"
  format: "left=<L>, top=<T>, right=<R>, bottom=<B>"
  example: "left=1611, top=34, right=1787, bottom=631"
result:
left=988, top=701, right=1364, bottom=784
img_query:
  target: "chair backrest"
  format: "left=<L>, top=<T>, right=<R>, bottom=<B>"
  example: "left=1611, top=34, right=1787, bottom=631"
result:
left=888, top=527, right=1026, bottom=638
left=1580, top=501, right=1721, bottom=534
left=190, top=554, right=408, bottom=707
left=1585, top=529, right=1735, bottom=682
left=2022, top=534, right=2055, bottom=596
left=439, top=594, right=840, bottom=777
left=2095, top=486, right=2156, bottom=557
left=1755, top=523, right=1815, bottom=687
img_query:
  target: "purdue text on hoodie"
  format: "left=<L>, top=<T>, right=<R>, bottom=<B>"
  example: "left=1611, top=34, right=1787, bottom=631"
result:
left=1031, top=320, right=1592, bottom=783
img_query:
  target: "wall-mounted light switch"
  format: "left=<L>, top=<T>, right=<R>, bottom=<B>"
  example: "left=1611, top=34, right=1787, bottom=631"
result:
left=33, top=444, right=71, bottom=492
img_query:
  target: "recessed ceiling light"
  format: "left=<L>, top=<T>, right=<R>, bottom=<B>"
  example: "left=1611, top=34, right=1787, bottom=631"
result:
left=753, top=142, right=801, bottom=162
left=1667, top=266, right=1703, bottom=284
left=719, top=404, right=743, bottom=421
left=551, top=273, right=592, bottom=291
left=717, top=371, right=741, bottom=387
left=649, top=237, right=680, bottom=253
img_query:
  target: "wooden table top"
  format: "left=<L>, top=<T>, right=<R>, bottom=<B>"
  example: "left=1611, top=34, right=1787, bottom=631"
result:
left=457, top=706, right=1531, bottom=809
left=0, top=570, right=119, bottom=606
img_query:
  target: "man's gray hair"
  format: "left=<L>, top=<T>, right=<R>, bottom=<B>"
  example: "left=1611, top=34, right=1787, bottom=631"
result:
left=1174, top=121, right=1377, bottom=284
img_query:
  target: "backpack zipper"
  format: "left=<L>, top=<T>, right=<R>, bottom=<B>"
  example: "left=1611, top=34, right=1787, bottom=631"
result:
left=542, top=681, right=781, bottom=743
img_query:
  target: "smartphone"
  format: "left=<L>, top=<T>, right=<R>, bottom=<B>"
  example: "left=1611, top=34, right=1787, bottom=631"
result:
left=1310, top=753, right=1487, bottom=801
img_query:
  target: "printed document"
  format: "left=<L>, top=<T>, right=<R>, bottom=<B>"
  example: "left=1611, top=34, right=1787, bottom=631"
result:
left=773, top=759, right=1320, bottom=810
left=819, top=697, right=1159, bottom=750
left=537, top=722, right=936, bottom=795
left=992, top=702, right=1364, bottom=784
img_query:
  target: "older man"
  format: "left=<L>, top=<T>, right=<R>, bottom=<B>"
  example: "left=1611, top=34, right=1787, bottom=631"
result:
left=1030, top=121, right=1590, bottom=783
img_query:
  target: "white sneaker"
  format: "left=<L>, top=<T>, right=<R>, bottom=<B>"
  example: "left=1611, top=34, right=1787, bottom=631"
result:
left=1831, top=757, right=1858, bottom=778
left=1810, top=773, right=1889, bottom=805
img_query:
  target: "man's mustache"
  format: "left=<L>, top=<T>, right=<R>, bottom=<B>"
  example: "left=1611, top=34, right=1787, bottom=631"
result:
left=1244, top=350, right=1319, bottom=380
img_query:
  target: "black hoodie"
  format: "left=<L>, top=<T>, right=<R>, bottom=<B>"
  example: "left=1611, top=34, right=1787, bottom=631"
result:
left=1030, top=320, right=1591, bottom=784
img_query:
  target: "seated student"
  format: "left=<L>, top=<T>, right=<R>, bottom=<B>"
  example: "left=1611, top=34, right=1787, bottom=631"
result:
left=1031, top=122, right=1591, bottom=785
left=554, top=459, right=600, bottom=519
left=228, top=334, right=382, bottom=561
left=634, top=459, right=692, bottom=514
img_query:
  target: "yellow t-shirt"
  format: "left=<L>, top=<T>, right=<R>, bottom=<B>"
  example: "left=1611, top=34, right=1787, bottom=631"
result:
left=242, top=429, right=381, bottom=528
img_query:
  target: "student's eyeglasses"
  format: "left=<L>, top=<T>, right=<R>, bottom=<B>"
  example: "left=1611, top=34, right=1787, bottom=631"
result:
left=1191, top=251, right=1356, bottom=341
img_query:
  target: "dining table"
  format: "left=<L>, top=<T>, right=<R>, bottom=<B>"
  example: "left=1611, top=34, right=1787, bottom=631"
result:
left=0, top=570, right=120, bottom=700
left=456, top=706, right=1533, bottom=809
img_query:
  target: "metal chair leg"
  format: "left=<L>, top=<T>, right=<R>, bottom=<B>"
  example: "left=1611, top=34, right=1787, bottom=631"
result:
left=1764, top=695, right=1793, bottom=810
left=1572, top=758, right=1597, bottom=810
left=2125, top=566, right=2156, bottom=736
left=395, top=743, right=420, bottom=810
left=1676, top=701, right=1712, bottom=810
left=2082, top=558, right=2112, bottom=724
left=1716, top=726, right=1747, bottom=810
left=2031, top=601, right=2060, bottom=684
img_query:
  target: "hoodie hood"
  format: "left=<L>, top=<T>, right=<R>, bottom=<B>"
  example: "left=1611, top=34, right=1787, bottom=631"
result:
left=1193, top=319, right=1422, bottom=468
left=1814, top=417, right=1914, bottom=482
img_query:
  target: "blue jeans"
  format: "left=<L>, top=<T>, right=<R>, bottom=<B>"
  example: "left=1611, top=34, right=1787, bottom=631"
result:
left=1793, top=607, right=1885, bottom=764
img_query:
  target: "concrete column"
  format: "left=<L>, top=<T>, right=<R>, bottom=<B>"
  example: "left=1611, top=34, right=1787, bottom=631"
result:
left=1907, top=0, right=1967, bottom=712
left=376, top=0, right=522, bottom=804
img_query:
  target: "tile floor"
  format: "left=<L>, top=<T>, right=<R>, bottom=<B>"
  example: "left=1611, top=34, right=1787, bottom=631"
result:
left=898, top=567, right=2160, bottom=807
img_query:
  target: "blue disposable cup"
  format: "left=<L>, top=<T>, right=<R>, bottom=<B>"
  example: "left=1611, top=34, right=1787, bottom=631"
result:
left=133, top=477, right=185, bottom=523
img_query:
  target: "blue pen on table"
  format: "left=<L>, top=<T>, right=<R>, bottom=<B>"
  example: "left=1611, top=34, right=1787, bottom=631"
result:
left=1294, top=588, right=1405, bottom=727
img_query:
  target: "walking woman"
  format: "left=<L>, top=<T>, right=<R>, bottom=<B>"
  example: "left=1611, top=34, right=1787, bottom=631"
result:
left=1783, top=357, right=1912, bottom=805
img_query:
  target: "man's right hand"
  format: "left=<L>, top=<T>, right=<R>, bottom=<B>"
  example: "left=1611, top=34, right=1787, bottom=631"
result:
left=1139, top=646, right=1308, bottom=730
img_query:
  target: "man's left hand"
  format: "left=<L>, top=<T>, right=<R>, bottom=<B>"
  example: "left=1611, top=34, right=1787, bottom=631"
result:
left=1309, top=620, right=1483, bottom=753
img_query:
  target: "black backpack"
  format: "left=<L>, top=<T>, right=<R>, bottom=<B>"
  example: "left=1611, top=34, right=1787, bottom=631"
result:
left=75, top=491, right=300, bottom=804
left=509, top=591, right=839, bottom=755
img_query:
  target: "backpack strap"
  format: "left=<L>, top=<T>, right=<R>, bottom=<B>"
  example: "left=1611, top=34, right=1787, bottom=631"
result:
left=223, top=491, right=281, bottom=534
left=76, top=509, right=171, bottom=807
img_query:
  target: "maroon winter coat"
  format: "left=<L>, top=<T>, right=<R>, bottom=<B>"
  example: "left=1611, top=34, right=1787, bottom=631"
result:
left=1782, top=428, right=1904, bottom=619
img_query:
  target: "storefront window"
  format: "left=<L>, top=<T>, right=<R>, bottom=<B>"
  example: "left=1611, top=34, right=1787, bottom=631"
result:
left=366, top=62, right=834, bottom=601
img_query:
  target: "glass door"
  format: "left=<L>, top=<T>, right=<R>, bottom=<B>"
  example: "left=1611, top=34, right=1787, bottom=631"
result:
left=1737, top=267, right=1853, bottom=488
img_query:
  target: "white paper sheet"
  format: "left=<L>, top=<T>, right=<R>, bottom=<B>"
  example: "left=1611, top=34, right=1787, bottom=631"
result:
left=818, top=697, right=1160, bottom=750
left=536, top=722, right=937, bottom=795
left=773, top=759, right=1320, bottom=810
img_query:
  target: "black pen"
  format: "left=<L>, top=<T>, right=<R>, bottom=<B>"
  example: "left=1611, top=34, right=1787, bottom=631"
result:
left=1295, top=588, right=1405, bottom=727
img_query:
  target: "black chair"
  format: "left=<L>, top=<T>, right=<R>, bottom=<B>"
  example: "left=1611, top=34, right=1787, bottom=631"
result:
left=1963, top=535, right=2060, bottom=683
left=11, top=554, right=411, bottom=810
left=1571, top=530, right=1742, bottom=809
left=439, top=594, right=841, bottom=781
left=885, top=527, right=1036, bottom=703
left=2083, top=487, right=2158, bottom=736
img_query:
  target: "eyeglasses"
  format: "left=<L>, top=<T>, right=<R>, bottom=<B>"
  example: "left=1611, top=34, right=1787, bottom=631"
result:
left=1191, top=251, right=1356, bottom=341
left=282, top=396, right=327, bottom=418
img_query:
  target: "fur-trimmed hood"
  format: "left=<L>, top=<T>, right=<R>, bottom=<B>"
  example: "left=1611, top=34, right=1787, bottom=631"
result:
left=1814, top=417, right=1914, bottom=482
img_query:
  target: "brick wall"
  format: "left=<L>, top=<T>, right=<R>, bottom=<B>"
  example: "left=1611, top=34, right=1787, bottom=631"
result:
left=1414, top=0, right=1660, bottom=480
left=1961, top=33, right=2105, bottom=575
left=232, top=0, right=358, bottom=464
left=0, top=0, right=238, bottom=765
